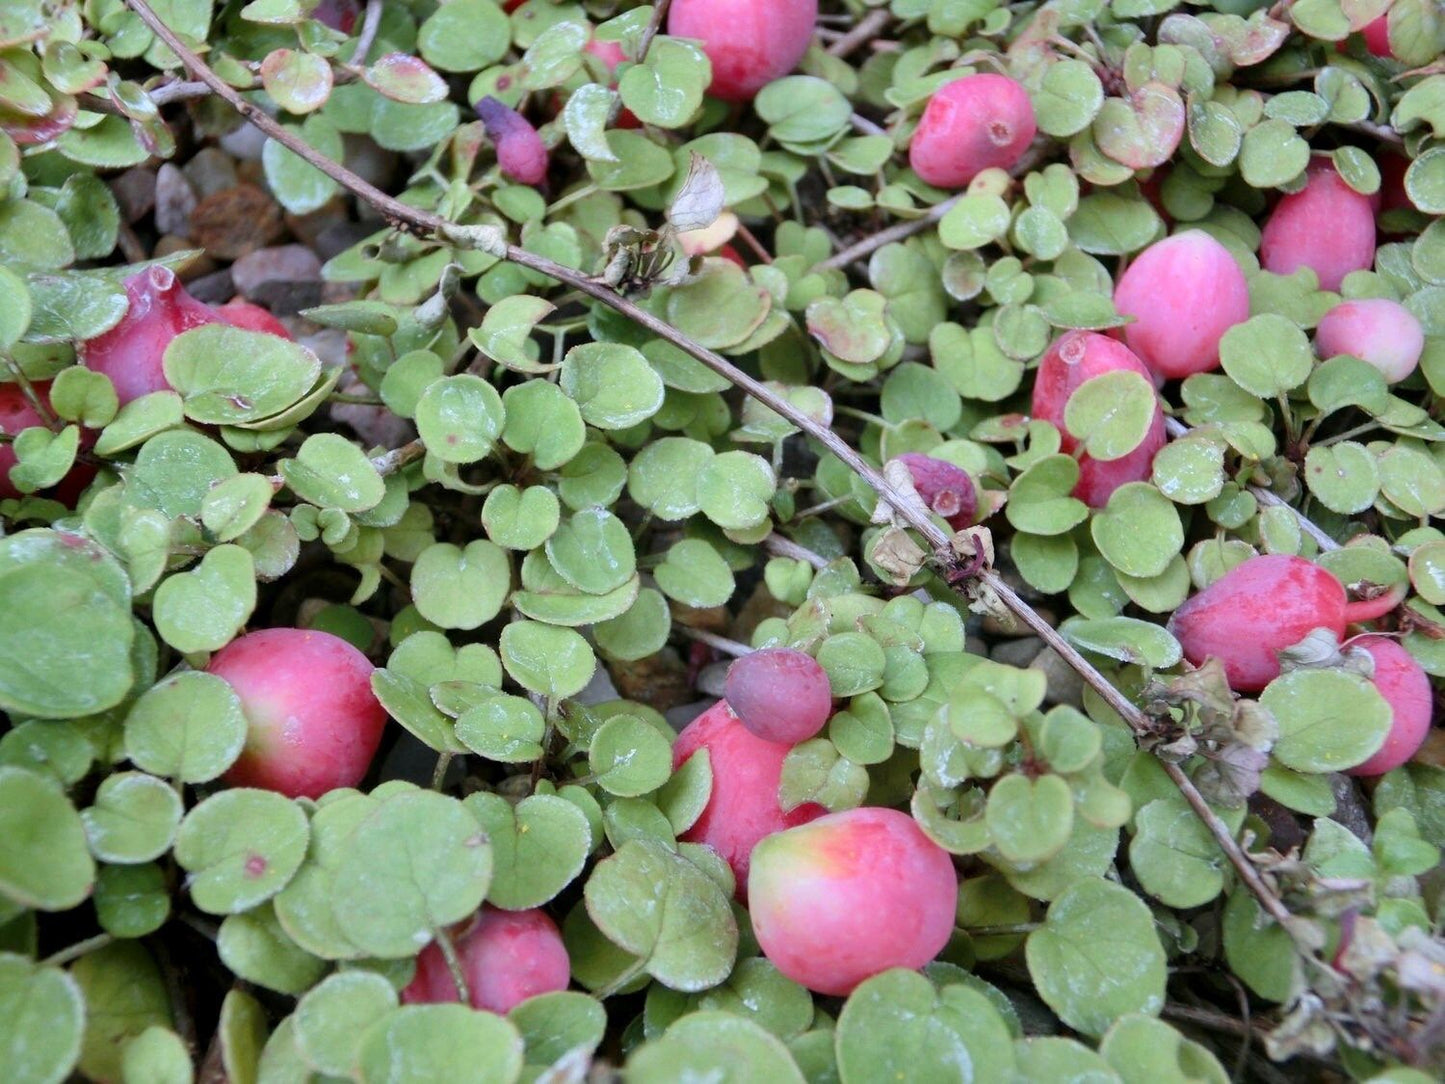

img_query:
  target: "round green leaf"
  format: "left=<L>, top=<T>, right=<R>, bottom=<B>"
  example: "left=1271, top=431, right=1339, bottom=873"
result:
left=835, top=969, right=1016, bottom=1084
left=164, top=325, right=322, bottom=426
left=279, top=433, right=386, bottom=513
left=152, top=544, right=257, bottom=654
left=1262, top=668, right=1392, bottom=772
left=560, top=342, right=664, bottom=430
left=1090, top=484, right=1184, bottom=578
left=589, top=714, right=674, bottom=797
left=697, top=452, right=776, bottom=530
left=94, top=863, right=170, bottom=938
left=410, top=541, right=511, bottom=630
left=1063, top=370, right=1158, bottom=462
left=124, top=671, right=247, bottom=784
left=357, top=1004, right=524, bottom=1084
left=0, top=767, right=95, bottom=910
left=0, top=954, right=83, bottom=1084
left=1219, top=314, right=1314, bottom=398
left=595, top=587, right=672, bottom=662
left=481, top=485, right=561, bottom=551
left=1026, top=877, right=1167, bottom=1038
left=465, top=792, right=591, bottom=910
left=455, top=693, right=546, bottom=763
left=416, top=374, right=506, bottom=465
left=628, top=1011, right=806, bottom=1083
left=1128, top=797, right=1226, bottom=908
left=295, top=971, right=399, bottom=1077
left=545, top=508, right=636, bottom=595
left=331, top=789, right=493, bottom=958
left=986, top=774, right=1074, bottom=864
left=499, top=621, right=595, bottom=699
left=82, top=772, right=183, bottom=865
left=174, top=788, right=310, bottom=914
left=584, top=838, right=738, bottom=992
left=1099, top=1014, right=1229, bottom=1084
left=0, top=528, right=134, bottom=720
left=217, top=904, right=328, bottom=995
left=628, top=437, right=713, bottom=520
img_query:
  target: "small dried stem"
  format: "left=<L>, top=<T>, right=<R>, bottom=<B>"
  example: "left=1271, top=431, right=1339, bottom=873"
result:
left=348, top=0, right=384, bottom=67
left=826, top=8, right=891, bottom=57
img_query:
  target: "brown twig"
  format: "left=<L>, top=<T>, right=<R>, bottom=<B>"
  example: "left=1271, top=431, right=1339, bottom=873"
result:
left=825, top=8, right=891, bottom=57
left=122, top=0, right=1296, bottom=930
left=348, top=0, right=384, bottom=67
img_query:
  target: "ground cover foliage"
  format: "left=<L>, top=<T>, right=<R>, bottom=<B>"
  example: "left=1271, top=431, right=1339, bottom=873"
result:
left=0, top=0, right=1442, bottom=1080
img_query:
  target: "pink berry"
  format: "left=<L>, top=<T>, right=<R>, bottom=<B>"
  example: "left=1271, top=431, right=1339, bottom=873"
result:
left=475, top=96, right=549, bottom=186
left=667, top=0, right=818, bottom=103
left=909, top=74, right=1037, bottom=189
left=0, top=380, right=96, bottom=504
left=311, top=0, right=359, bottom=34
left=1347, top=637, right=1434, bottom=777
left=1030, top=331, right=1166, bottom=508
left=1314, top=298, right=1424, bottom=384
left=1260, top=160, right=1376, bottom=292
left=724, top=649, right=833, bottom=744
left=1362, top=15, right=1392, bottom=58
left=214, top=299, right=294, bottom=340
left=82, top=266, right=228, bottom=406
left=1113, top=231, right=1250, bottom=380
left=1166, top=555, right=1349, bottom=693
left=673, top=699, right=826, bottom=896
left=402, top=907, right=570, bottom=1014
left=748, top=807, right=958, bottom=996
left=893, top=453, right=977, bottom=531
left=207, top=628, right=387, bottom=799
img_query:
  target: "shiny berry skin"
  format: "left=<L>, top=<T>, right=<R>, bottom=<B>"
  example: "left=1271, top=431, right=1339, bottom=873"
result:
left=667, top=0, right=818, bottom=103
left=909, top=74, right=1037, bottom=189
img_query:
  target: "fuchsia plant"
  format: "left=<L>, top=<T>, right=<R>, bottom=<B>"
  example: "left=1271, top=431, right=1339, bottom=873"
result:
left=672, top=699, right=826, bottom=895
left=724, top=648, right=833, bottom=744
left=1031, top=331, right=1167, bottom=508
left=748, top=807, right=959, bottom=996
left=402, top=907, right=570, bottom=1014
left=667, top=0, right=818, bottom=102
left=1260, top=160, right=1377, bottom=291
left=909, top=74, right=1037, bottom=189
left=1113, top=231, right=1251, bottom=381
left=207, top=628, right=387, bottom=799
left=475, top=96, right=550, bottom=186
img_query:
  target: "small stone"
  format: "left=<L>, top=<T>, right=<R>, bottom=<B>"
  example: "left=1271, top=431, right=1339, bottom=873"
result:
left=110, top=168, right=156, bottom=224
left=965, top=635, right=989, bottom=658
left=991, top=636, right=1043, bottom=669
left=190, top=184, right=285, bottom=260
left=285, top=197, right=349, bottom=249
left=343, top=133, right=398, bottom=189
left=231, top=244, right=323, bottom=313
left=185, top=268, right=236, bottom=306
left=315, top=220, right=378, bottom=262
left=182, top=147, right=239, bottom=199
left=154, top=163, right=197, bottom=238
left=218, top=120, right=268, bottom=161
left=1029, top=647, right=1086, bottom=709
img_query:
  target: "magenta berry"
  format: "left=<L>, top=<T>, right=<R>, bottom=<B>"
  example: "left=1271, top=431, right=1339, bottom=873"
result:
left=748, top=807, right=958, bottom=996
left=909, top=74, right=1037, bottom=189
left=1166, top=555, right=1351, bottom=693
left=1314, top=298, right=1424, bottom=384
left=475, top=96, right=549, bottom=186
left=402, top=907, right=570, bottom=1013
left=724, top=648, right=833, bottom=744
left=82, top=266, right=228, bottom=406
left=893, top=453, right=978, bottom=530
left=1031, top=331, right=1166, bottom=509
left=667, top=0, right=818, bottom=103
left=206, top=628, right=387, bottom=799
left=1113, top=230, right=1250, bottom=381
left=1347, top=637, right=1433, bottom=777
left=1260, top=160, right=1376, bottom=292
left=673, top=699, right=826, bottom=895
